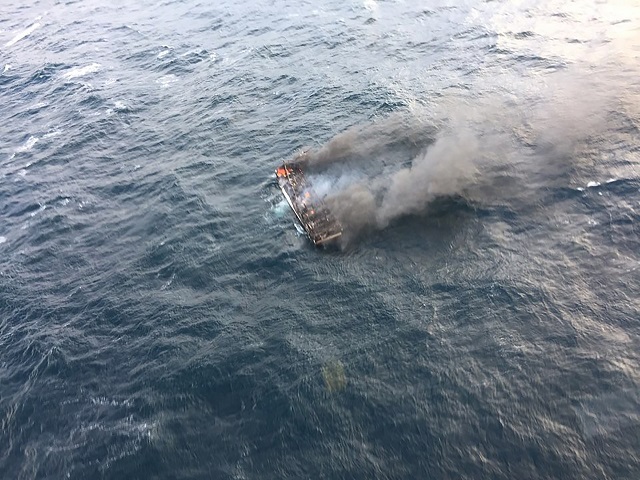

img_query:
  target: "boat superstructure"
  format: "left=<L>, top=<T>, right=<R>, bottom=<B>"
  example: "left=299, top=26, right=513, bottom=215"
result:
left=275, top=162, right=343, bottom=246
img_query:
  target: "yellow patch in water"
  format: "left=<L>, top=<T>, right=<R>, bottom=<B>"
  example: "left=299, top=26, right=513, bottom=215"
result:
left=322, top=360, right=347, bottom=393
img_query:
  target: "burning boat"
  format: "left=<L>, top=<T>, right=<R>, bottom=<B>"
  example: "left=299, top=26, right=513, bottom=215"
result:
left=275, top=161, right=343, bottom=246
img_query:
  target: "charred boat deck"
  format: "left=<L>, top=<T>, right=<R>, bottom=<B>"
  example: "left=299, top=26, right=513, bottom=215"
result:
left=275, top=162, right=343, bottom=246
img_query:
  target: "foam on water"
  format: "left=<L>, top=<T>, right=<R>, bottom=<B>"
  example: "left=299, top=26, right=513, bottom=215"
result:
left=43, top=129, right=62, bottom=139
left=29, top=204, right=46, bottom=217
left=272, top=199, right=290, bottom=217
left=63, top=63, right=101, bottom=79
left=156, top=74, right=178, bottom=88
left=15, top=136, right=39, bottom=153
left=363, top=0, right=378, bottom=14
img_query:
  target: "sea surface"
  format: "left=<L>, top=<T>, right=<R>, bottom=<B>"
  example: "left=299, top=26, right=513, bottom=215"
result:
left=1, top=0, right=640, bottom=478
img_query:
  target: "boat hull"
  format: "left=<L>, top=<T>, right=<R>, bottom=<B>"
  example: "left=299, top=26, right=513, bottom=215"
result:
left=275, top=163, right=343, bottom=246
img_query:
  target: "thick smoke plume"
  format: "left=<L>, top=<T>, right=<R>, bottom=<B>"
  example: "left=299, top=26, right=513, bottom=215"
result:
left=297, top=110, right=484, bottom=242
left=296, top=68, right=620, bottom=245
left=322, top=130, right=479, bottom=233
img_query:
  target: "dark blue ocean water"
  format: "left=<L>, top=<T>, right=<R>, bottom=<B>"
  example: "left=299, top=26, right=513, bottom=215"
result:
left=2, top=0, right=640, bottom=478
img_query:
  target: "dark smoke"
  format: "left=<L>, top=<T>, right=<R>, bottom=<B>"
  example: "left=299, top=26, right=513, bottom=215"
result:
left=297, top=69, right=619, bottom=245
left=297, top=110, right=483, bottom=242
left=324, top=130, right=479, bottom=234
left=302, top=112, right=438, bottom=168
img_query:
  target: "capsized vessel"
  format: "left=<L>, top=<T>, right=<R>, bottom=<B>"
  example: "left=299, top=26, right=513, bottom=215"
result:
left=275, top=161, right=343, bottom=246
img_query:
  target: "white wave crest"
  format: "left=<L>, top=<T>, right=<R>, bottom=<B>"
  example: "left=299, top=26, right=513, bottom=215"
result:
left=16, top=136, right=39, bottom=153
left=5, top=22, right=41, bottom=47
left=63, top=63, right=101, bottom=79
